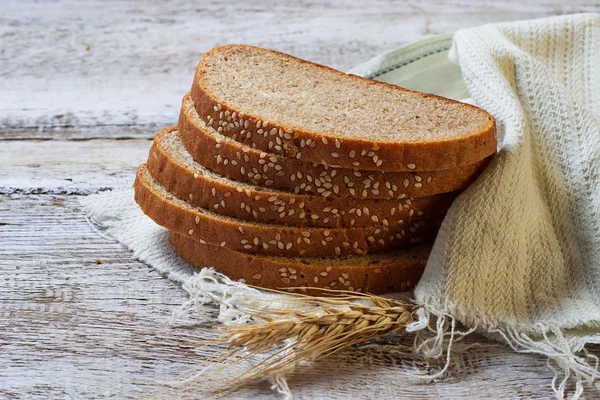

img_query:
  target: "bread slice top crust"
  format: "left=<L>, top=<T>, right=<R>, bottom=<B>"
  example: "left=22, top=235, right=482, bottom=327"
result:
left=193, top=44, right=496, bottom=171
left=169, top=231, right=430, bottom=295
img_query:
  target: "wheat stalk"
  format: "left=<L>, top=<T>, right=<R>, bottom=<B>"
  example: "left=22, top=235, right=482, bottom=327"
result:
left=168, top=289, right=419, bottom=396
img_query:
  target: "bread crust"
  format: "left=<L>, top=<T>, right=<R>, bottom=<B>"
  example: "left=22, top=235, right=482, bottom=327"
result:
left=179, top=94, right=489, bottom=200
left=134, top=165, right=440, bottom=258
left=169, top=232, right=428, bottom=295
left=192, top=44, right=497, bottom=172
left=148, top=127, right=457, bottom=229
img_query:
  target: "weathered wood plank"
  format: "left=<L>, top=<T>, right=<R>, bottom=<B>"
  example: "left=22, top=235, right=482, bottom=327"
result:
left=0, top=139, right=151, bottom=194
left=2, top=0, right=599, bottom=139
left=0, top=194, right=579, bottom=398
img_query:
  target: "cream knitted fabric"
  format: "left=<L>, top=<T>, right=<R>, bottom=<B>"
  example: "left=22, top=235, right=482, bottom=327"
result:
left=414, top=13, right=600, bottom=397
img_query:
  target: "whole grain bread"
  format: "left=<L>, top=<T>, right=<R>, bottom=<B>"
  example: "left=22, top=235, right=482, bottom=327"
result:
left=134, top=165, right=440, bottom=258
left=191, top=44, right=497, bottom=171
left=169, top=231, right=429, bottom=294
left=148, top=127, right=458, bottom=229
left=179, top=93, right=489, bottom=199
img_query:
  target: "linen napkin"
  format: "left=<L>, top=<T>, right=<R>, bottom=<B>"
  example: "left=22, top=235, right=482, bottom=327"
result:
left=411, top=13, right=600, bottom=398
left=83, top=12, right=600, bottom=399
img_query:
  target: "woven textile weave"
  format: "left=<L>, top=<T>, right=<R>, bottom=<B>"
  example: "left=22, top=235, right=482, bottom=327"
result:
left=414, top=13, right=600, bottom=398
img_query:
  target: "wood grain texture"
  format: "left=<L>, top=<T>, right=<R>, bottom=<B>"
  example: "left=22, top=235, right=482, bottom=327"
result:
left=3, top=0, right=600, bottom=398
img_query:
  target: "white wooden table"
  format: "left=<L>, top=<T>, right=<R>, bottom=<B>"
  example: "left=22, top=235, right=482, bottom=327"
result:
left=3, top=1, right=600, bottom=398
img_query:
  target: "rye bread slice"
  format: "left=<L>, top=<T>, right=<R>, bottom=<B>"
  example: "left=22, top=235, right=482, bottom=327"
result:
left=169, top=231, right=429, bottom=295
left=179, top=93, right=489, bottom=199
left=134, top=165, right=440, bottom=258
left=148, top=127, right=458, bottom=229
left=191, top=44, right=496, bottom=171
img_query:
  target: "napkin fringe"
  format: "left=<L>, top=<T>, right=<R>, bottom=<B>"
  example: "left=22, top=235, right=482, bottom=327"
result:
left=408, top=305, right=600, bottom=399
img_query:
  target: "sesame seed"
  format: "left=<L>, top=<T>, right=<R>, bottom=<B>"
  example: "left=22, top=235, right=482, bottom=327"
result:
left=407, top=163, right=416, bottom=170
left=331, top=152, right=340, bottom=158
left=426, top=176, right=432, bottom=183
left=414, top=175, right=422, bottom=182
left=403, top=179, right=410, bottom=188
left=322, top=137, right=328, bottom=145
left=188, top=229, right=194, bottom=235
left=193, top=173, right=199, bottom=179
left=199, top=239, right=207, bottom=244
left=211, top=188, right=216, bottom=196
left=414, top=183, right=423, bottom=188
left=220, top=241, right=226, bottom=247
left=253, top=274, right=262, bottom=280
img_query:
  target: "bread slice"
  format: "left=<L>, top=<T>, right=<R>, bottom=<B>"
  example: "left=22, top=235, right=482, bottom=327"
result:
left=148, top=127, right=457, bottom=229
left=179, top=93, right=488, bottom=199
left=134, top=165, right=440, bottom=258
left=169, top=231, right=429, bottom=294
left=191, top=45, right=496, bottom=171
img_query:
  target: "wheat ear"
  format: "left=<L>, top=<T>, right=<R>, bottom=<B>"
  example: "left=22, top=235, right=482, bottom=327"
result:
left=170, top=288, right=418, bottom=395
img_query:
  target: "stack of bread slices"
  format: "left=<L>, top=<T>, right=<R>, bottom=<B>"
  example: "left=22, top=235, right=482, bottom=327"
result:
left=134, top=45, right=496, bottom=294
